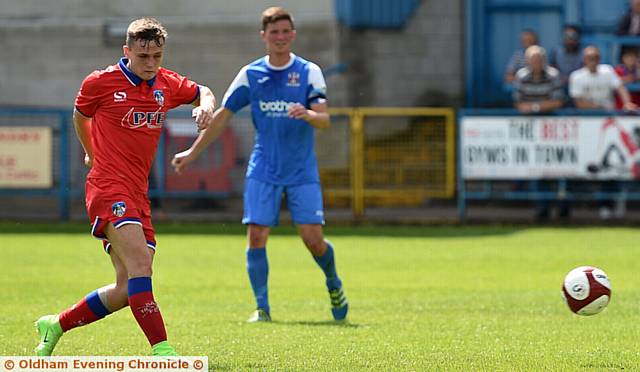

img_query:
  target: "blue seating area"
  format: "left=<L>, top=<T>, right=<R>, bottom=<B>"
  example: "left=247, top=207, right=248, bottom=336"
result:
left=335, top=0, right=421, bottom=29
left=466, top=0, right=633, bottom=107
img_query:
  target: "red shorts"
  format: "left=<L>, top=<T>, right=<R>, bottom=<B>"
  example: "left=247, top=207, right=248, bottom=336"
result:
left=85, top=177, right=156, bottom=253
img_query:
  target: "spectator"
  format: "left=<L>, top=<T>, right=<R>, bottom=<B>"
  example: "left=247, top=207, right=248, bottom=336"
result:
left=616, top=0, right=640, bottom=36
left=614, top=46, right=640, bottom=108
left=512, top=46, right=567, bottom=221
left=569, top=46, right=637, bottom=111
left=513, top=46, right=565, bottom=114
left=504, top=29, right=539, bottom=83
left=549, top=25, right=583, bottom=88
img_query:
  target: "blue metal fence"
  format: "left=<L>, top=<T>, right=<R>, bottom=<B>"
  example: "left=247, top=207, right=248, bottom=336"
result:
left=0, top=107, right=253, bottom=220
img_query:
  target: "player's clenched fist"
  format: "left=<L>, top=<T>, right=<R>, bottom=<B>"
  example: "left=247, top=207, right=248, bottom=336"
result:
left=171, top=149, right=193, bottom=174
left=192, top=104, right=215, bottom=131
left=287, top=103, right=309, bottom=120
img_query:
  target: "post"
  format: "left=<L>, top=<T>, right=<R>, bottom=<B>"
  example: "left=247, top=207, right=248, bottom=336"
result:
left=350, top=110, right=365, bottom=218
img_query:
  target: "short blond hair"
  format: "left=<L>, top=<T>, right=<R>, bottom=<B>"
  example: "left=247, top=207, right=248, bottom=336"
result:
left=126, top=17, right=167, bottom=47
left=261, top=7, right=295, bottom=31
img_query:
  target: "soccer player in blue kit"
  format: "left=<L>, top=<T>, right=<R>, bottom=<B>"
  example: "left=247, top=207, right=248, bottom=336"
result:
left=172, top=7, right=348, bottom=322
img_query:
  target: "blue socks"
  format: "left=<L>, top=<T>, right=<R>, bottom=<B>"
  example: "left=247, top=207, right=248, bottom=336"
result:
left=246, top=248, right=269, bottom=314
left=313, top=240, right=342, bottom=291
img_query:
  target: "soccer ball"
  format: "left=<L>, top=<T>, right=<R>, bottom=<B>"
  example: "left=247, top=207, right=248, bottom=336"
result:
left=561, top=266, right=611, bottom=316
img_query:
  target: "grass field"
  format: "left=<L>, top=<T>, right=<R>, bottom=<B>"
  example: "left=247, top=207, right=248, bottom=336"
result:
left=1, top=223, right=639, bottom=371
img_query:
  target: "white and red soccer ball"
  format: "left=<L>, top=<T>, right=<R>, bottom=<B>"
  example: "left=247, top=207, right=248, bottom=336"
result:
left=561, top=266, right=611, bottom=316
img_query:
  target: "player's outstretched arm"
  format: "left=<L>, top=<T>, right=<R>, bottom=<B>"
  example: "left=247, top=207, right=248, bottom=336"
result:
left=191, top=85, right=217, bottom=132
left=288, top=102, right=330, bottom=129
left=171, top=107, right=234, bottom=174
left=73, top=109, right=94, bottom=168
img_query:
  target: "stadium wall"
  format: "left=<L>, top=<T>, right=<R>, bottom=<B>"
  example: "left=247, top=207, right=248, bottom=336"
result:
left=0, top=0, right=346, bottom=107
left=338, top=0, right=464, bottom=107
left=0, top=0, right=466, bottom=111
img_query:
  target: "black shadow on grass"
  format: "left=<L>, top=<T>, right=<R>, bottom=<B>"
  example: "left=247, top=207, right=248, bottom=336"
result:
left=579, top=362, right=628, bottom=370
left=0, top=221, right=531, bottom=238
left=207, top=363, right=234, bottom=371
left=269, top=320, right=362, bottom=328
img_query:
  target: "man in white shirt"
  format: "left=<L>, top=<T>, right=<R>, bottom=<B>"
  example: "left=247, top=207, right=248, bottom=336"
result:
left=569, top=46, right=637, bottom=110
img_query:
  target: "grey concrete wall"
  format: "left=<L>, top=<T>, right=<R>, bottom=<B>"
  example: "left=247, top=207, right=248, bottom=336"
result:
left=0, top=0, right=464, bottom=109
left=0, top=0, right=333, bottom=20
left=339, top=0, right=464, bottom=107
left=0, top=1, right=344, bottom=107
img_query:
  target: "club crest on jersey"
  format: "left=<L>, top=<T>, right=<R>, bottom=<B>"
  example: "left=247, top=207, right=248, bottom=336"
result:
left=111, top=201, right=126, bottom=217
left=287, top=72, right=300, bottom=87
left=153, top=90, right=165, bottom=106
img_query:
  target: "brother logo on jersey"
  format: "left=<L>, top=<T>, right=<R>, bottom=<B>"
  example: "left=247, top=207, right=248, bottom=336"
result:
left=259, top=100, right=298, bottom=117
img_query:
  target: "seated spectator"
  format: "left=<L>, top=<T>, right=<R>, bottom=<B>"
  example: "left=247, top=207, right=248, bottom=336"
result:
left=569, top=46, right=637, bottom=111
left=513, top=46, right=565, bottom=114
left=614, top=46, right=640, bottom=108
left=549, top=25, right=583, bottom=88
left=616, top=0, right=640, bottom=36
left=504, top=29, right=539, bottom=84
left=513, top=46, right=567, bottom=221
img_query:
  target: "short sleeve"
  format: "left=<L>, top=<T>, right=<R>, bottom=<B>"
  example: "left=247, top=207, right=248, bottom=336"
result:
left=606, top=65, right=622, bottom=88
left=550, top=72, right=566, bottom=101
left=222, top=66, right=251, bottom=113
left=506, top=51, right=519, bottom=73
left=168, top=73, right=200, bottom=109
left=569, top=71, right=583, bottom=98
left=307, top=63, right=327, bottom=105
left=74, top=71, right=101, bottom=117
left=512, top=74, right=523, bottom=102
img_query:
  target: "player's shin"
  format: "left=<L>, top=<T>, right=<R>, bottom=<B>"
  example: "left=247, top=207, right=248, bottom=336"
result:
left=58, top=288, right=114, bottom=332
left=127, top=276, right=168, bottom=346
left=313, top=240, right=348, bottom=320
left=313, top=239, right=342, bottom=290
left=246, top=247, right=270, bottom=314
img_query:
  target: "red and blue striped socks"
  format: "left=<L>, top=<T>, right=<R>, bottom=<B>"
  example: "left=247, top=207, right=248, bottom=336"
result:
left=59, top=290, right=112, bottom=332
left=127, top=276, right=167, bottom=346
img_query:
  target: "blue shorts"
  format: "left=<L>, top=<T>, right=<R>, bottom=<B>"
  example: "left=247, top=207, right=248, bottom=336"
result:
left=242, top=178, right=325, bottom=226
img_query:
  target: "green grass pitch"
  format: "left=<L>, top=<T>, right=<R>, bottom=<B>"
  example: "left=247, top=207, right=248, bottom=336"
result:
left=1, top=223, right=639, bottom=370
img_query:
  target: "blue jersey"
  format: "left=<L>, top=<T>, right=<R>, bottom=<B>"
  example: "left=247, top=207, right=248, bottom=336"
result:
left=222, top=53, right=327, bottom=185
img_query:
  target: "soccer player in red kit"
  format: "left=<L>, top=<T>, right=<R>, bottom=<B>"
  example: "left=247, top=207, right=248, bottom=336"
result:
left=34, top=17, right=216, bottom=356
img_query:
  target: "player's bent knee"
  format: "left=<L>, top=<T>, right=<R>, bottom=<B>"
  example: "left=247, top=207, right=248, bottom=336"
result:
left=248, top=224, right=270, bottom=247
left=125, top=256, right=153, bottom=278
left=302, top=236, right=326, bottom=255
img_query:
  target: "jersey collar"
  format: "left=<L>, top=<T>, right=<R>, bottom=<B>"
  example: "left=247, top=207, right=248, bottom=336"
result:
left=265, top=53, right=296, bottom=71
left=118, top=57, right=156, bottom=87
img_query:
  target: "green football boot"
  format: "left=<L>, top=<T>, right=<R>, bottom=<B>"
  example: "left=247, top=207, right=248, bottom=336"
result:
left=34, top=314, right=63, bottom=356
left=152, top=341, right=179, bottom=356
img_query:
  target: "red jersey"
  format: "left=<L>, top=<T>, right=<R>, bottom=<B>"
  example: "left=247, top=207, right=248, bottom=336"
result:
left=75, top=57, right=199, bottom=193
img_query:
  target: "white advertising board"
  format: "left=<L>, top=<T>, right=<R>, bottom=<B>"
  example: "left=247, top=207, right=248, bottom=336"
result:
left=461, top=116, right=640, bottom=180
left=0, top=126, right=52, bottom=188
